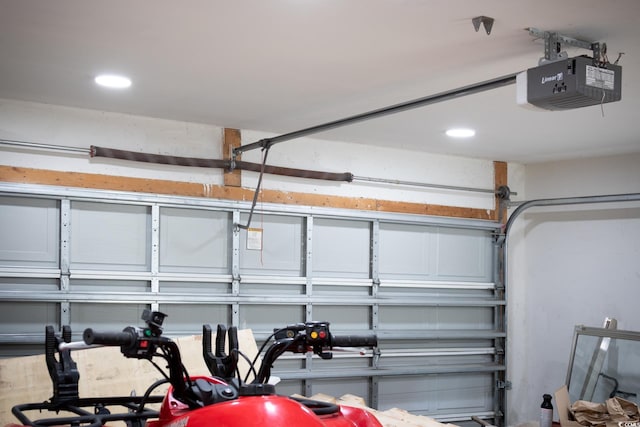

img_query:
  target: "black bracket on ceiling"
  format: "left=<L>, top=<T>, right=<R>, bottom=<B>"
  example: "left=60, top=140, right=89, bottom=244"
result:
left=472, top=16, right=495, bottom=35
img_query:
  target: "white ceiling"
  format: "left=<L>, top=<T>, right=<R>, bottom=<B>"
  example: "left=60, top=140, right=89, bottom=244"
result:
left=1, top=0, right=639, bottom=164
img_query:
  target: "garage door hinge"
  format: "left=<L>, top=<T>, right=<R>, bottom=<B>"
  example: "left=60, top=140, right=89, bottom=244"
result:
left=497, top=380, right=512, bottom=390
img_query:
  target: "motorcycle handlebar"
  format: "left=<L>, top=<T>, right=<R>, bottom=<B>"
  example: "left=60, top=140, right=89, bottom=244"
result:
left=83, top=328, right=136, bottom=347
left=331, top=334, right=378, bottom=348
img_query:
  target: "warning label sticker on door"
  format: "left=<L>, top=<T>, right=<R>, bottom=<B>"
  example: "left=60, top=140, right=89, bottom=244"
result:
left=246, top=228, right=263, bottom=251
left=585, top=65, right=615, bottom=90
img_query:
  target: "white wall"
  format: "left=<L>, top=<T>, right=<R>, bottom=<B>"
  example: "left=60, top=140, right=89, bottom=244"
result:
left=0, top=99, right=500, bottom=211
left=4, top=99, right=639, bottom=427
left=506, top=153, right=640, bottom=426
left=0, top=99, right=228, bottom=184
left=20, top=98, right=640, bottom=427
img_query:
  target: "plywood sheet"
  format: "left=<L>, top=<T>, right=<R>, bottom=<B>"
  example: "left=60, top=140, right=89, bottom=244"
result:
left=2, top=331, right=460, bottom=427
left=0, top=330, right=258, bottom=426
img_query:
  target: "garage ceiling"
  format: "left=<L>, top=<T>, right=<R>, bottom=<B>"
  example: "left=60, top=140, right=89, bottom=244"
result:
left=1, top=0, right=639, bottom=164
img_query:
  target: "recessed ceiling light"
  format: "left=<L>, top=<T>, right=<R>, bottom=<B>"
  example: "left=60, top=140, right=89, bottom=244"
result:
left=94, top=74, right=132, bottom=89
left=446, top=128, right=476, bottom=138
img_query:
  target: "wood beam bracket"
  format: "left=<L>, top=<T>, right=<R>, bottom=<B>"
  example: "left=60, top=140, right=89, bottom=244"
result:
left=223, top=128, right=242, bottom=187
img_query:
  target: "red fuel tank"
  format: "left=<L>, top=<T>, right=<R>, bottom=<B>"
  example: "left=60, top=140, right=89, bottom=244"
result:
left=148, top=379, right=383, bottom=427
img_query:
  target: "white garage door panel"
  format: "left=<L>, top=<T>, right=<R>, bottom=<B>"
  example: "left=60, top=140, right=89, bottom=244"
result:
left=160, top=281, right=230, bottom=294
left=70, top=202, right=150, bottom=271
left=379, top=223, right=432, bottom=278
left=379, top=223, right=492, bottom=283
left=436, top=228, right=492, bottom=280
left=435, top=307, right=495, bottom=330
left=315, top=355, right=373, bottom=370
left=70, top=303, right=150, bottom=333
left=379, top=287, right=494, bottom=299
left=433, top=374, right=494, bottom=412
left=239, top=305, right=305, bottom=332
left=379, top=306, right=494, bottom=330
left=313, top=305, right=371, bottom=330
left=240, top=282, right=305, bottom=296
left=379, top=373, right=493, bottom=414
left=313, top=218, right=370, bottom=278
left=378, top=354, right=494, bottom=369
left=160, top=207, right=231, bottom=273
left=239, top=214, right=304, bottom=276
left=312, top=284, right=371, bottom=297
left=0, top=301, right=59, bottom=334
left=158, top=304, right=231, bottom=334
left=0, top=277, right=59, bottom=292
left=0, top=196, right=59, bottom=267
left=70, top=279, right=150, bottom=293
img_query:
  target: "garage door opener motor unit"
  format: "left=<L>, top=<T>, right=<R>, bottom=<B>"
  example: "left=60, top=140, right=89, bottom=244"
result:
left=517, top=55, right=622, bottom=110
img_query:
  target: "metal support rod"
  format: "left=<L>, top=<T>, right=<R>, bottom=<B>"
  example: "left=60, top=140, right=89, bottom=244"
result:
left=353, top=175, right=517, bottom=196
left=235, top=148, right=270, bottom=230
left=233, top=73, right=519, bottom=156
left=0, top=139, right=90, bottom=154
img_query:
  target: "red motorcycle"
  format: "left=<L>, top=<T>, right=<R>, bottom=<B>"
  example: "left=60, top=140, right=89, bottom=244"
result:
left=11, top=310, right=382, bottom=427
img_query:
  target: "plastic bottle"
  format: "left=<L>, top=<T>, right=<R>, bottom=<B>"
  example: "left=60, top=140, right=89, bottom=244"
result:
left=540, top=394, right=553, bottom=427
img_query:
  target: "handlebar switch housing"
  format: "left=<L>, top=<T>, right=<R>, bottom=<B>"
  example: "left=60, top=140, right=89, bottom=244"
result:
left=190, top=378, right=239, bottom=406
left=120, top=326, right=156, bottom=360
left=305, top=321, right=330, bottom=346
left=305, top=321, right=333, bottom=359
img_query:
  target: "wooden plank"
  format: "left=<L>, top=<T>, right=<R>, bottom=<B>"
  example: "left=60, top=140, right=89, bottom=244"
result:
left=0, top=166, right=495, bottom=220
left=333, top=394, right=456, bottom=427
left=308, top=393, right=338, bottom=404
left=381, top=408, right=458, bottom=427
left=223, top=128, right=242, bottom=187
left=337, top=393, right=368, bottom=407
left=2, top=358, right=459, bottom=427
left=493, top=161, right=508, bottom=223
left=290, top=393, right=459, bottom=427
left=367, top=411, right=428, bottom=427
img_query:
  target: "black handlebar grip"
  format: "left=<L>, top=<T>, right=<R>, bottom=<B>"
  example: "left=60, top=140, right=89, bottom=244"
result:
left=331, top=334, right=378, bottom=348
left=83, top=328, right=136, bottom=347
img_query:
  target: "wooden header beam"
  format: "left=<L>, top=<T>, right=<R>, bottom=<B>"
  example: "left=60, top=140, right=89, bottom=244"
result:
left=0, top=127, right=507, bottom=221
left=0, top=164, right=501, bottom=221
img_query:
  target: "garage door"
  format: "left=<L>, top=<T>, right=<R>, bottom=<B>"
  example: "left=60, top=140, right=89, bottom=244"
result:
left=0, top=183, right=505, bottom=424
